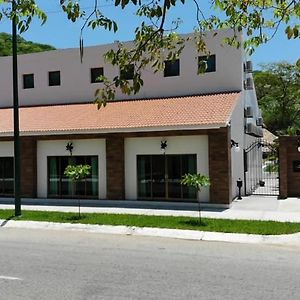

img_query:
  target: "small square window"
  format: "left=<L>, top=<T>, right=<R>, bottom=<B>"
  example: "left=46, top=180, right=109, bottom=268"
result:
left=23, top=74, right=34, bottom=89
left=49, top=71, right=61, bottom=86
left=198, top=55, right=216, bottom=73
left=91, top=67, right=104, bottom=83
left=120, top=64, right=134, bottom=80
left=164, top=59, right=180, bottom=77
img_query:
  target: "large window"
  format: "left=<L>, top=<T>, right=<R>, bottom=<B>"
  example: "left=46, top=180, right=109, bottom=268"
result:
left=49, top=71, right=61, bottom=86
left=120, top=64, right=134, bottom=80
left=198, top=55, right=216, bottom=73
left=164, top=59, right=180, bottom=77
left=48, top=156, right=98, bottom=198
left=137, top=154, right=197, bottom=201
left=0, top=157, right=14, bottom=196
left=91, top=67, right=104, bottom=83
left=23, top=73, right=34, bottom=89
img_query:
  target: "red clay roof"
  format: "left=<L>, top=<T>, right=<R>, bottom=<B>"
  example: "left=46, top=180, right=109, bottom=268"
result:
left=0, top=92, right=240, bottom=135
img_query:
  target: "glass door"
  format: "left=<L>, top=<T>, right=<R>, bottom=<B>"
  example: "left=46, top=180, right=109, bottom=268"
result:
left=48, top=156, right=98, bottom=198
left=137, top=156, right=151, bottom=198
left=151, top=155, right=166, bottom=198
left=167, top=155, right=182, bottom=199
left=137, top=154, right=197, bottom=201
left=0, top=157, right=14, bottom=196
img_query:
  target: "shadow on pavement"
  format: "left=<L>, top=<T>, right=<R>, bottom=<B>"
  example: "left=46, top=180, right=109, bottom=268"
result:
left=0, top=215, right=15, bottom=227
left=0, top=198, right=227, bottom=212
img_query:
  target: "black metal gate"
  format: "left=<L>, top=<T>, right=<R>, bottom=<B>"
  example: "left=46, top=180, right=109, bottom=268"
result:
left=244, top=140, right=279, bottom=196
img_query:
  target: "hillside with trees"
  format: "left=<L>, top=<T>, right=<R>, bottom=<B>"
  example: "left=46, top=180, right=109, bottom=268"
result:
left=253, top=62, right=300, bottom=135
left=0, top=32, right=55, bottom=56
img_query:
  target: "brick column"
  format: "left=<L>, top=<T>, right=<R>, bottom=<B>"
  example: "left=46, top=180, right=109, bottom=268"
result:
left=279, top=136, right=288, bottom=198
left=208, top=127, right=232, bottom=205
left=280, top=136, right=300, bottom=197
left=21, top=137, right=37, bottom=197
left=106, top=137, right=125, bottom=200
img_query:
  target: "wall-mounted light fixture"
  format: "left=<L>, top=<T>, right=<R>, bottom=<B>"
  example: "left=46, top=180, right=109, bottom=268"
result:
left=231, top=139, right=240, bottom=152
left=161, top=140, right=167, bottom=154
left=297, top=138, right=300, bottom=153
left=257, top=142, right=263, bottom=148
left=66, top=142, right=73, bottom=156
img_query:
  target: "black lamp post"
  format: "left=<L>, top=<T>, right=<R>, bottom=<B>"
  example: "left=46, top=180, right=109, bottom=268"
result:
left=12, top=0, right=21, bottom=216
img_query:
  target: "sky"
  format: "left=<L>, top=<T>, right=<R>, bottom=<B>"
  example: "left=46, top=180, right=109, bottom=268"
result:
left=0, top=1, right=299, bottom=69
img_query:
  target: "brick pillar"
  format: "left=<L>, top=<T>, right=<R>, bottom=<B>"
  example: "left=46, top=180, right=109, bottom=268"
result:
left=106, top=137, right=125, bottom=200
left=208, top=127, right=232, bottom=205
left=279, top=136, right=288, bottom=198
left=280, top=136, right=300, bottom=197
left=21, top=137, right=37, bottom=197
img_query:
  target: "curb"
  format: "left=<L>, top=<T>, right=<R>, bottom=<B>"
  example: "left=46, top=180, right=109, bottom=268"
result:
left=1, top=219, right=300, bottom=246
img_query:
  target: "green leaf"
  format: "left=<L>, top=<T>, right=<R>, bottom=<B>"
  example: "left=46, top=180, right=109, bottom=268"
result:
left=121, top=0, right=130, bottom=9
left=293, top=26, right=299, bottom=38
left=198, top=60, right=207, bottom=74
left=181, top=173, right=210, bottom=191
left=285, top=26, right=294, bottom=39
left=64, top=164, right=91, bottom=182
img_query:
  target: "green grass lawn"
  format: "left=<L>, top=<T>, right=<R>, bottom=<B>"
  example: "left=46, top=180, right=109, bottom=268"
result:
left=0, top=209, right=299, bottom=235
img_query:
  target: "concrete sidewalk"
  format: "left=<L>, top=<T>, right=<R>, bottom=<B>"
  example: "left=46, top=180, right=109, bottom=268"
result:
left=1, top=196, right=300, bottom=246
left=0, top=195, right=300, bottom=222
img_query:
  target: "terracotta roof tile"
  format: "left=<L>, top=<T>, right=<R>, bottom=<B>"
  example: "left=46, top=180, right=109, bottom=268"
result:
left=0, top=92, right=240, bottom=135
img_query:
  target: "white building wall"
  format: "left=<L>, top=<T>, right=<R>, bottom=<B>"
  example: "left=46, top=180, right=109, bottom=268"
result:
left=0, top=29, right=244, bottom=107
left=37, top=139, right=106, bottom=199
left=0, top=142, right=14, bottom=156
left=124, top=136, right=210, bottom=202
left=230, top=94, right=245, bottom=198
left=243, top=65, right=263, bottom=194
left=243, top=59, right=262, bottom=143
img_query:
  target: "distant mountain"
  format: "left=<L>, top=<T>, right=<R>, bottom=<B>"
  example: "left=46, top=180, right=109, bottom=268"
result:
left=0, top=32, right=55, bottom=56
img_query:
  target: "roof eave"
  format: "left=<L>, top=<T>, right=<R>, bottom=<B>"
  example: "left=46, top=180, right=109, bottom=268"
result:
left=0, top=123, right=227, bottom=137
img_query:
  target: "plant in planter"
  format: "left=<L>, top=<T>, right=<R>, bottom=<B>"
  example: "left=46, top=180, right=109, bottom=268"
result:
left=64, top=164, right=91, bottom=219
left=181, top=173, right=210, bottom=223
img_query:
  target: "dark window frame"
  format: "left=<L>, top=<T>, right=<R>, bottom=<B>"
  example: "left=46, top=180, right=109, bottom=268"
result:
left=137, top=154, right=197, bottom=201
left=23, top=73, right=34, bottom=89
left=48, top=71, right=61, bottom=86
left=164, top=59, right=180, bottom=77
left=198, top=54, right=216, bottom=73
left=90, top=67, right=104, bottom=83
left=0, top=157, right=14, bottom=197
left=47, top=156, right=99, bottom=199
left=120, top=64, right=134, bottom=80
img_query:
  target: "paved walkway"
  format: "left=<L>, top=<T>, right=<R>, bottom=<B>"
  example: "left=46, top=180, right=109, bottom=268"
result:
left=1, top=196, right=300, bottom=246
left=0, top=195, right=300, bottom=222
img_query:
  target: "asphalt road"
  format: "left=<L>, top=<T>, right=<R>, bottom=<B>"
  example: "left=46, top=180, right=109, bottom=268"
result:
left=0, top=228, right=299, bottom=300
